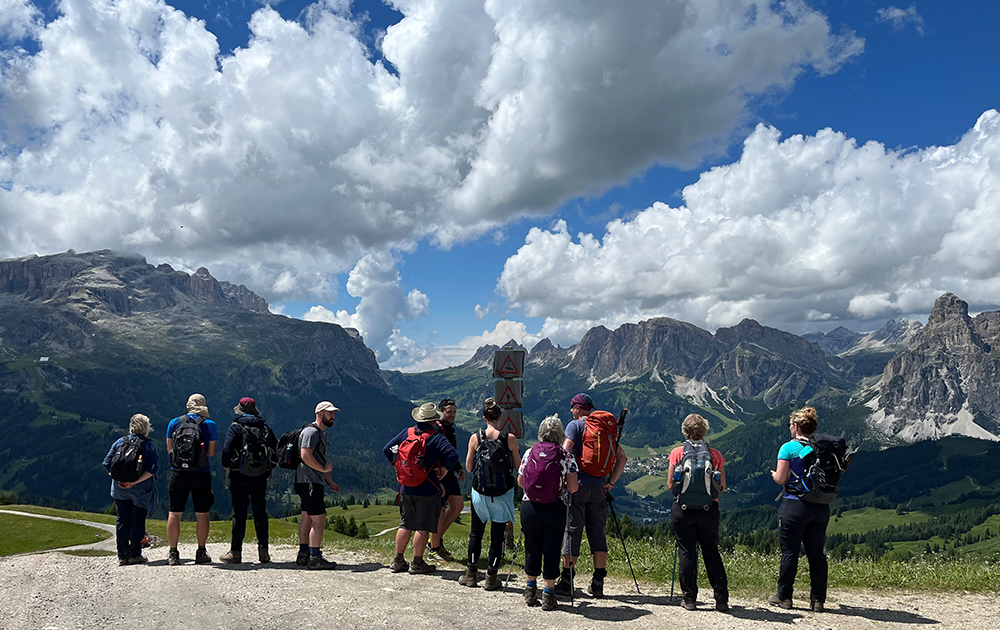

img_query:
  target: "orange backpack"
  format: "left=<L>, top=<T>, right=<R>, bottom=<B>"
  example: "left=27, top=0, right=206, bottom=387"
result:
left=579, top=410, right=620, bottom=477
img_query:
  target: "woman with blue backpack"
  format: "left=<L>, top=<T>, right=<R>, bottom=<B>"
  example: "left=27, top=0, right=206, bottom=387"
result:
left=769, top=406, right=829, bottom=612
left=459, top=398, right=521, bottom=590
left=102, top=413, right=159, bottom=566
left=517, top=415, right=579, bottom=611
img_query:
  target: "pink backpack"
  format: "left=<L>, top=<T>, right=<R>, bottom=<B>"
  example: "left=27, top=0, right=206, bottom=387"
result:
left=522, top=442, right=565, bottom=503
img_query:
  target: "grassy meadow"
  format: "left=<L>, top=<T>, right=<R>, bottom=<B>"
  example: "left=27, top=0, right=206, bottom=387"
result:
left=0, top=512, right=111, bottom=555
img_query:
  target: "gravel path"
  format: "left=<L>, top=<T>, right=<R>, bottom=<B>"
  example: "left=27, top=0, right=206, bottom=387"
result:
left=1, top=537, right=996, bottom=630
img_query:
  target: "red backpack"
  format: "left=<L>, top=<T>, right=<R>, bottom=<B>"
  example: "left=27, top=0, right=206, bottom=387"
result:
left=578, top=410, right=620, bottom=477
left=394, top=427, right=438, bottom=487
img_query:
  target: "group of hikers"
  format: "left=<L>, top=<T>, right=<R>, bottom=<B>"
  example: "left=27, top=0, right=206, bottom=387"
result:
left=104, top=391, right=841, bottom=613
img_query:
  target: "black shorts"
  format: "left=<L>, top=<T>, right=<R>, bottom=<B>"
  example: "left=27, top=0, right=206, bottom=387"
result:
left=168, top=470, right=214, bottom=513
left=399, top=494, right=441, bottom=533
left=295, top=483, right=327, bottom=516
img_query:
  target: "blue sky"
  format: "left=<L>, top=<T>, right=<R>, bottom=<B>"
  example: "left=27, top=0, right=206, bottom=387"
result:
left=1, top=1, right=999, bottom=370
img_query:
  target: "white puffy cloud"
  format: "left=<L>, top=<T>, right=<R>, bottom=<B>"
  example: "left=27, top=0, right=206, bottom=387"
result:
left=498, top=111, right=1000, bottom=334
left=302, top=251, right=429, bottom=366
left=876, top=5, right=925, bottom=35
left=1, top=0, right=858, bottom=290
left=0, top=0, right=40, bottom=41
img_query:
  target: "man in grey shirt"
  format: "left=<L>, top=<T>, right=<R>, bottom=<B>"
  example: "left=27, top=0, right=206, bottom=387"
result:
left=295, top=401, right=341, bottom=570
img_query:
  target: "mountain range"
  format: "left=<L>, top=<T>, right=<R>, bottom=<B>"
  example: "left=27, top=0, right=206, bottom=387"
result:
left=2, top=249, right=999, bottom=518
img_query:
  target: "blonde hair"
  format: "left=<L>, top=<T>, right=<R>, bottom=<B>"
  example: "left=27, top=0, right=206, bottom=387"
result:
left=537, top=415, right=566, bottom=444
left=129, top=414, right=151, bottom=436
left=681, top=414, right=709, bottom=441
left=790, top=407, right=818, bottom=435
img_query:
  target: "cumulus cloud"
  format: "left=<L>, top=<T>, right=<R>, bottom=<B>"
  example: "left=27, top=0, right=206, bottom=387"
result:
left=498, top=111, right=1000, bottom=334
left=1, top=0, right=859, bottom=291
left=0, top=0, right=40, bottom=41
left=302, top=251, right=429, bottom=366
left=396, top=318, right=532, bottom=372
left=876, top=5, right=925, bottom=35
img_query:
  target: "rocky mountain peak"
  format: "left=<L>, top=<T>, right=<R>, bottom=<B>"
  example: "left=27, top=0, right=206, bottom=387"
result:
left=530, top=338, right=554, bottom=353
left=927, top=292, right=971, bottom=328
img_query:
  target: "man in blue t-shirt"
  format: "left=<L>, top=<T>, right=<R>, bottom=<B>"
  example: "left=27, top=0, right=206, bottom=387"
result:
left=557, top=393, right=627, bottom=599
left=165, top=393, right=218, bottom=566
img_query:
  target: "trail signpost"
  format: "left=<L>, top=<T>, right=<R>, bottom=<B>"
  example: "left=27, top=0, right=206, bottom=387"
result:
left=493, top=346, right=525, bottom=437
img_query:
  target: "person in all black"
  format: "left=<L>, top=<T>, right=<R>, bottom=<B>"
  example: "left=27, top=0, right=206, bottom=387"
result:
left=769, top=407, right=828, bottom=612
left=427, top=398, right=465, bottom=562
left=220, top=397, right=278, bottom=564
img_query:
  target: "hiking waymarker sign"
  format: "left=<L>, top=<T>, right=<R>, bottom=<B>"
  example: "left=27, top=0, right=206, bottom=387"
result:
left=493, top=346, right=525, bottom=438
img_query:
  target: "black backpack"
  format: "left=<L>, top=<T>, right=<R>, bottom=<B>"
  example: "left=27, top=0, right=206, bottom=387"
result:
left=790, top=434, right=853, bottom=504
left=109, top=435, right=148, bottom=482
left=472, top=429, right=515, bottom=497
left=237, top=423, right=274, bottom=477
left=170, top=414, right=208, bottom=470
left=674, top=440, right=721, bottom=510
left=275, top=424, right=311, bottom=470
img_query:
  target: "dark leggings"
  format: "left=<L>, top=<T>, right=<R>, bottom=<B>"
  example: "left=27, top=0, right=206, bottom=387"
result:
left=521, top=500, right=568, bottom=580
left=467, top=507, right=507, bottom=574
left=777, top=498, right=830, bottom=602
left=114, top=499, right=147, bottom=559
left=671, top=501, right=729, bottom=603
left=230, top=474, right=269, bottom=548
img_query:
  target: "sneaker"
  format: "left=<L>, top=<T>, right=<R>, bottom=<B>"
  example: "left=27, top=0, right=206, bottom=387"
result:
left=194, top=548, right=212, bottom=564
left=220, top=550, right=242, bottom=564
left=483, top=572, right=501, bottom=591
left=810, top=599, right=825, bottom=613
left=128, top=555, right=148, bottom=565
left=768, top=594, right=793, bottom=609
left=408, top=557, right=437, bottom=575
left=118, top=556, right=129, bottom=567
left=140, top=535, right=151, bottom=548
left=716, top=600, right=730, bottom=612
left=308, top=554, right=338, bottom=570
left=167, top=549, right=181, bottom=566
left=258, top=545, right=270, bottom=564
left=524, top=586, right=540, bottom=607
left=458, top=568, right=479, bottom=587
left=296, top=550, right=309, bottom=566
left=424, top=549, right=444, bottom=563
left=681, top=598, right=697, bottom=611
left=587, top=576, right=604, bottom=599
left=541, top=591, right=558, bottom=611
left=389, top=557, right=409, bottom=573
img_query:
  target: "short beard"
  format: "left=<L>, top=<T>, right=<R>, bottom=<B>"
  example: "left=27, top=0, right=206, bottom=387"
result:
left=322, top=418, right=334, bottom=428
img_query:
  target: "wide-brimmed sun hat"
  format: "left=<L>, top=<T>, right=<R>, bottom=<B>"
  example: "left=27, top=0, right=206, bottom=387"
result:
left=411, top=402, right=442, bottom=422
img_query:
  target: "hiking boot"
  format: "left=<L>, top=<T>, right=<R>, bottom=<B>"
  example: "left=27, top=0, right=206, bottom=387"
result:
left=167, top=549, right=181, bottom=566
left=408, top=557, right=436, bottom=574
left=716, top=599, right=730, bottom=612
left=296, top=550, right=309, bottom=566
left=220, top=549, right=242, bottom=564
left=810, top=599, right=824, bottom=613
left=194, top=548, right=212, bottom=564
left=128, top=555, right=148, bottom=565
left=308, top=554, right=338, bottom=570
left=768, top=594, right=793, bottom=609
left=681, top=598, right=697, bottom=611
left=118, top=556, right=129, bottom=567
left=541, top=591, right=558, bottom=611
left=389, top=557, right=410, bottom=573
left=458, top=568, right=479, bottom=587
left=587, top=576, right=605, bottom=599
left=433, top=545, right=454, bottom=562
left=524, top=586, right=540, bottom=607
left=483, top=572, right=501, bottom=591
left=553, top=572, right=574, bottom=597
left=140, top=535, right=151, bottom=548
left=257, top=545, right=270, bottom=564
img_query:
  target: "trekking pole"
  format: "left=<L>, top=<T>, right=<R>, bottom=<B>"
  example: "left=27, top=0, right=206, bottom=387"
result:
left=564, top=500, right=574, bottom=608
left=504, top=525, right=523, bottom=594
left=607, top=494, right=641, bottom=594
left=670, top=538, right=678, bottom=600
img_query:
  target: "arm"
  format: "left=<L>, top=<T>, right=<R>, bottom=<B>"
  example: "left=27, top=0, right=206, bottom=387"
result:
left=507, top=432, right=522, bottom=472
left=666, top=462, right=675, bottom=491
left=165, top=438, right=173, bottom=454
left=206, top=440, right=217, bottom=457
left=517, top=474, right=525, bottom=489
left=323, top=471, right=339, bottom=493
left=604, top=444, right=627, bottom=493
left=565, top=472, right=579, bottom=494
left=562, top=438, right=574, bottom=452
left=102, top=441, right=118, bottom=473
left=771, top=459, right=790, bottom=485
left=465, top=433, right=478, bottom=473
left=719, top=465, right=727, bottom=492
left=301, top=447, right=333, bottom=473
left=220, top=425, right=238, bottom=470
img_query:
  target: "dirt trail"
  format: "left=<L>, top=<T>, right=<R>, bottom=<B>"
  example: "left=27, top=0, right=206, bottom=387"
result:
left=1, top=535, right=995, bottom=630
